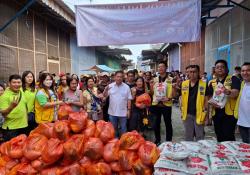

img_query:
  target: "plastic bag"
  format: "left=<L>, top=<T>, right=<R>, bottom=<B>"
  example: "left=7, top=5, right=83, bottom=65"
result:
left=209, top=82, right=227, bottom=108
left=103, top=139, right=120, bottom=162
left=95, top=120, right=115, bottom=143
left=135, top=93, right=151, bottom=107
left=40, top=167, right=59, bottom=175
left=118, top=150, right=138, bottom=171
left=222, top=141, right=250, bottom=157
left=154, top=168, right=187, bottom=175
left=236, top=157, right=250, bottom=174
left=69, top=111, right=87, bottom=133
left=58, top=104, right=73, bottom=120
left=132, top=159, right=152, bottom=175
left=53, top=120, right=70, bottom=141
left=138, top=141, right=160, bottom=166
left=83, top=119, right=96, bottom=138
left=160, top=142, right=191, bottom=160
left=119, top=131, right=145, bottom=151
left=186, top=153, right=211, bottom=175
left=8, top=134, right=27, bottom=159
left=110, top=161, right=122, bottom=172
left=62, top=134, right=85, bottom=165
left=23, top=134, right=48, bottom=160
left=210, top=153, right=241, bottom=175
left=30, top=123, right=54, bottom=139
left=180, top=141, right=201, bottom=153
left=41, top=138, right=64, bottom=165
left=84, top=137, right=104, bottom=161
left=16, top=163, right=38, bottom=175
left=86, top=162, right=112, bottom=175
left=58, top=163, right=84, bottom=175
left=154, top=156, right=189, bottom=174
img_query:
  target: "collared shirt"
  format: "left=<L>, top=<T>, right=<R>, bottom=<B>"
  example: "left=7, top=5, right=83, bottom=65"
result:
left=108, top=82, right=132, bottom=117
left=238, top=82, right=250, bottom=127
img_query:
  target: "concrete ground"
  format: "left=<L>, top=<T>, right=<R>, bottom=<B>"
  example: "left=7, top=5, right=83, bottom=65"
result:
left=144, top=105, right=241, bottom=143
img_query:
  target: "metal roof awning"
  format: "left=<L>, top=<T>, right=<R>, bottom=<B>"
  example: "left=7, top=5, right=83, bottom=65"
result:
left=82, top=65, right=117, bottom=73
left=96, top=46, right=132, bottom=56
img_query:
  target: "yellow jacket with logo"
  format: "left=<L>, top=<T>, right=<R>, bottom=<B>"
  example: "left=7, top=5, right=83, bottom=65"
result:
left=209, top=75, right=237, bottom=118
left=35, top=89, right=56, bottom=123
left=181, top=80, right=207, bottom=125
left=234, top=81, right=245, bottom=119
left=152, top=76, right=173, bottom=107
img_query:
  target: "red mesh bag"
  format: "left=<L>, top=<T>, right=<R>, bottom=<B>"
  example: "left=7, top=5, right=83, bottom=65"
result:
left=41, top=138, right=64, bottom=165
left=31, top=158, right=48, bottom=171
left=53, top=120, right=70, bottom=141
left=0, top=141, right=10, bottom=156
left=119, top=131, right=145, bottom=151
left=119, top=171, right=134, bottom=175
left=103, top=139, right=120, bottom=162
left=118, top=150, right=138, bottom=171
left=16, top=163, right=38, bottom=175
left=86, top=162, right=111, bottom=175
left=110, top=162, right=122, bottom=172
left=79, top=156, right=92, bottom=173
left=135, top=93, right=151, bottom=107
left=8, top=134, right=27, bottom=159
left=132, top=159, right=152, bottom=175
left=30, top=123, right=54, bottom=138
left=95, top=120, right=115, bottom=143
left=84, top=137, right=104, bottom=161
left=58, top=163, right=84, bottom=175
left=40, top=167, right=59, bottom=175
left=58, top=104, right=73, bottom=120
left=62, top=134, right=85, bottom=165
left=23, top=134, right=48, bottom=160
left=69, top=111, right=87, bottom=133
left=0, top=156, right=19, bottom=172
left=138, top=141, right=160, bottom=166
left=83, top=119, right=96, bottom=138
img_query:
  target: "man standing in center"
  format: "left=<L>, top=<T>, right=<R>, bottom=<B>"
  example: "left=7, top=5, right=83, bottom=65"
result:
left=104, top=71, right=132, bottom=137
left=180, top=65, right=209, bottom=141
left=151, top=61, right=175, bottom=144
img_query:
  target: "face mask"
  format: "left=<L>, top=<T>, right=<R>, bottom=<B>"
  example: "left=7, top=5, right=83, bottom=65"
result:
left=43, top=80, right=53, bottom=87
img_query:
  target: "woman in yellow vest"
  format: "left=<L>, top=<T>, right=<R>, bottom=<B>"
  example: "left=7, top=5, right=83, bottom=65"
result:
left=35, top=73, right=64, bottom=124
left=150, top=61, right=175, bottom=145
left=208, top=60, right=241, bottom=142
left=180, top=65, right=209, bottom=141
left=234, top=62, right=250, bottom=143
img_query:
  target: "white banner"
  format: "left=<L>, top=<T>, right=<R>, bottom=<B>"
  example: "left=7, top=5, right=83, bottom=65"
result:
left=76, top=0, right=201, bottom=46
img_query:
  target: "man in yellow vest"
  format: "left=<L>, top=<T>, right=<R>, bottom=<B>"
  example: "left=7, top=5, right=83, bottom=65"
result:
left=208, top=60, right=241, bottom=142
left=234, top=62, right=250, bottom=143
left=150, top=61, right=175, bottom=145
left=180, top=65, right=209, bottom=141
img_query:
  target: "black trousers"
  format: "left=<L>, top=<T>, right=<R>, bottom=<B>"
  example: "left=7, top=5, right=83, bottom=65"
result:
left=239, top=126, right=250, bottom=143
left=213, top=112, right=237, bottom=142
left=2, top=127, right=27, bottom=142
left=129, top=108, right=145, bottom=132
left=151, top=105, right=172, bottom=142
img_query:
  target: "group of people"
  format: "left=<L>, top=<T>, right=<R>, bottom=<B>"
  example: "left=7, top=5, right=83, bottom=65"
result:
left=0, top=60, right=250, bottom=145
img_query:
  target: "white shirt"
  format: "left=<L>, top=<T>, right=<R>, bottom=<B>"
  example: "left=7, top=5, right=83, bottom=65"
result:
left=108, top=82, right=132, bottom=117
left=237, top=82, right=250, bottom=127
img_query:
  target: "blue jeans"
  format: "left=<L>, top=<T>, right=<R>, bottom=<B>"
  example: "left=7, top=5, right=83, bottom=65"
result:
left=109, top=115, right=127, bottom=137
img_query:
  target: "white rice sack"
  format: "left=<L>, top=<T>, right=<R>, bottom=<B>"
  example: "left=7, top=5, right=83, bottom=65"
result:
left=209, top=153, right=242, bottom=175
left=154, top=156, right=189, bottom=174
left=222, top=141, right=250, bottom=157
left=186, top=153, right=211, bottom=175
left=198, top=140, right=217, bottom=155
left=236, top=156, right=250, bottom=174
left=154, top=168, right=188, bottom=175
left=160, top=142, right=191, bottom=160
left=180, top=141, right=201, bottom=153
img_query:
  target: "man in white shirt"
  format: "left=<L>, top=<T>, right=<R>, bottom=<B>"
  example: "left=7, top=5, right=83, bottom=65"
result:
left=104, top=71, right=132, bottom=137
left=235, top=62, right=250, bottom=143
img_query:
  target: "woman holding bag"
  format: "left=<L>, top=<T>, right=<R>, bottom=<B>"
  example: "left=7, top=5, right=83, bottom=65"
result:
left=35, top=73, right=64, bottom=124
left=83, top=77, right=102, bottom=121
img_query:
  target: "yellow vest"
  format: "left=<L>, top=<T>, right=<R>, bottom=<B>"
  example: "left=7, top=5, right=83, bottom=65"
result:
left=152, top=76, right=173, bottom=107
left=234, top=81, right=245, bottom=119
left=35, top=89, right=56, bottom=123
left=209, top=75, right=237, bottom=118
left=181, top=80, right=207, bottom=125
